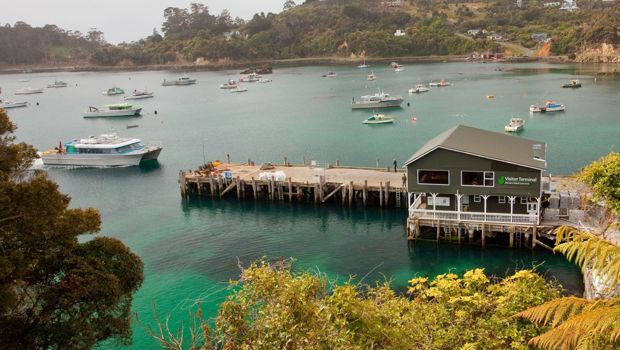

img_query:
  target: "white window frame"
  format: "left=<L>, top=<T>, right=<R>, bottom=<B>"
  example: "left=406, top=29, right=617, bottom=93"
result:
left=498, top=196, right=506, bottom=204
left=461, top=171, right=495, bottom=187
left=521, top=197, right=528, bottom=205
left=417, top=169, right=450, bottom=186
left=473, top=195, right=481, bottom=203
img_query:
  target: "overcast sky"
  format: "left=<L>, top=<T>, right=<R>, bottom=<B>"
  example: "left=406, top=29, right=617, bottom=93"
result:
left=1, top=0, right=286, bottom=43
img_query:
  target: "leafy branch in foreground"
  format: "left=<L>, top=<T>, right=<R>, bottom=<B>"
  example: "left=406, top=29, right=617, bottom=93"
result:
left=516, top=226, right=620, bottom=350
left=148, top=259, right=559, bottom=349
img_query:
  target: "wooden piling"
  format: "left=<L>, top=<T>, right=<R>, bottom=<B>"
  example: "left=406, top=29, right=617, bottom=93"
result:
left=209, top=175, right=215, bottom=196
left=379, top=182, right=384, bottom=208
left=481, top=224, right=486, bottom=248
left=348, top=181, right=353, bottom=207
left=532, top=226, right=537, bottom=249
left=385, top=181, right=390, bottom=207
left=436, top=222, right=440, bottom=241
left=363, top=180, right=368, bottom=207
left=236, top=177, right=241, bottom=199
left=288, top=178, right=293, bottom=202
left=252, top=178, right=257, bottom=200
left=509, top=226, right=514, bottom=248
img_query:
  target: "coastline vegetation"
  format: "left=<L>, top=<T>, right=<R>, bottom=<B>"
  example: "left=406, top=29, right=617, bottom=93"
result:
left=1, top=0, right=619, bottom=68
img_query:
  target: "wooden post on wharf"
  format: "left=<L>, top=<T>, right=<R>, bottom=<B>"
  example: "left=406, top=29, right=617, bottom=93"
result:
left=481, top=224, right=486, bottom=248
left=252, top=178, right=257, bottom=200
left=348, top=181, right=353, bottom=207
left=532, top=227, right=537, bottom=249
left=209, top=175, right=215, bottom=196
left=236, top=177, right=241, bottom=199
left=288, top=178, right=293, bottom=202
left=379, top=182, right=384, bottom=208
left=385, top=181, right=390, bottom=207
left=509, top=226, right=514, bottom=248
left=363, top=180, right=368, bottom=207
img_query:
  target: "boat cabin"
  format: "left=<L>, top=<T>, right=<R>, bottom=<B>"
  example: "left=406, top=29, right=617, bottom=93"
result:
left=405, top=125, right=546, bottom=225
left=64, top=136, right=145, bottom=155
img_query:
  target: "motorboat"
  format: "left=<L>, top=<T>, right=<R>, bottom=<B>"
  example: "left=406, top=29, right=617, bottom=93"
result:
left=352, top=89, right=403, bottom=109
left=124, top=90, right=154, bottom=100
left=367, top=71, right=377, bottom=81
left=504, top=118, right=525, bottom=132
left=40, top=134, right=162, bottom=167
left=409, top=84, right=429, bottom=93
left=322, top=71, right=337, bottom=77
left=162, top=75, right=197, bottom=86
left=219, top=80, right=238, bottom=89
left=83, top=103, right=142, bottom=118
left=15, top=87, right=43, bottom=95
left=363, top=113, right=395, bottom=124
left=257, top=78, right=272, bottom=83
left=394, top=64, right=405, bottom=72
left=529, top=100, right=566, bottom=113
left=486, top=95, right=495, bottom=99
left=239, top=73, right=261, bottom=83
left=438, top=80, right=451, bottom=87
left=390, top=62, right=400, bottom=68
left=126, top=124, right=139, bottom=128
left=47, top=81, right=68, bottom=88
left=0, top=100, right=28, bottom=109
left=561, top=79, right=581, bottom=88
left=428, top=81, right=440, bottom=87
left=230, top=86, right=248, bottom=93
left=102, top=87, right=124, bottom=95
left=357, top=60, right=370, bottom=69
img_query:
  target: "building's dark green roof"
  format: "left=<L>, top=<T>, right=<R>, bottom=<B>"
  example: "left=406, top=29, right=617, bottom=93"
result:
left=404, top=125, right=547, bottom=170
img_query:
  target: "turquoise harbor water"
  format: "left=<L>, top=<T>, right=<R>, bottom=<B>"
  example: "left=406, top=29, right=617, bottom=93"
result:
left=2, top=62, right=619, bottom=348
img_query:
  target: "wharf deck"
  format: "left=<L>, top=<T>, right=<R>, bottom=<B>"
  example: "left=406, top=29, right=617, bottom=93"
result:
left=179, top=162, right=408, bottom=208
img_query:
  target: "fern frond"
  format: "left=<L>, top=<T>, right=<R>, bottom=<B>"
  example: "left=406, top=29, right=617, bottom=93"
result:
left=528, top=302, right=620, bottom=350
left=554, top=226, right=620, bottom=286
left=515, top=297, right=594, bottom=327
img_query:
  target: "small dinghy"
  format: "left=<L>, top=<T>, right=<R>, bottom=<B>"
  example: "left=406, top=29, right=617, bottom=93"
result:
left=363, top=113, right=394, bottom=124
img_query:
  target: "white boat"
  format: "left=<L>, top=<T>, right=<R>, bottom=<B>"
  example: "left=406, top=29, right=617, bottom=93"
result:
left=357, top=60, right=370, bottom=69
left=102, top=87, right=124, bottom=95
left=352, top=89, right=404, bottom=109
left=367, top=71, right=377, bottom=81
left=124, top=90, right=154, bottom=100
left=504, top=118, right=525, bottom=132
left=409, top=84, right=429, bottom=93
left=322, top=71, right=337, bottom=77
left=15, top=87, right=43, bottom=95
left=40, top=134, right=162, bottom=167
left=0, top=100, right=28, bottom=109
left=529, top=100, right=566, bottom=113
left=390, top=62, right=400, bottom=68
left=363, top=113, right=395, bottom=124
left=47, top=81, right=68, bottom=88
left=257, top=78, right=272, bottom=83
left=219, top=80, right=238, bottom=89
left=83, top=103, right=142, bottom=118
left=394, top=65, right=405, bottom=72
left=230, top=86, right=248, bottom=93
left=438, top=80, right=451, bottom=86
left=162, top=75, right=197, bottom=86
left=428, top=81, right=440, bottom=87
left=239, top=73, right=262, bottom=83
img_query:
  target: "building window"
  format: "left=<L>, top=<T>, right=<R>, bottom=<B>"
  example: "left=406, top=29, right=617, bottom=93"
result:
left=473, top=195, right=481, bottom=203
left=417, top=170, right=450, bottom=185
left=498, top=196, right=506, bottom=204
left=521, top=197, right=528, bottom=204
left=461, top=171, right=494, bottom=187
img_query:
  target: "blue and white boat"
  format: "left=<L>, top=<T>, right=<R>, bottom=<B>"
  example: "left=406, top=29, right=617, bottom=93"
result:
left=530, top=101, right=565, bottom=113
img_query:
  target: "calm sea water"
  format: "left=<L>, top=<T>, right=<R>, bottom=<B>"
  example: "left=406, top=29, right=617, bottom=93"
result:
left=3, top=62, right=619, bottom=349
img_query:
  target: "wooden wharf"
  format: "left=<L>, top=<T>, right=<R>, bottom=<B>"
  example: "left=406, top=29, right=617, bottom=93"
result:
left=179, top=160, right=408, bottom=208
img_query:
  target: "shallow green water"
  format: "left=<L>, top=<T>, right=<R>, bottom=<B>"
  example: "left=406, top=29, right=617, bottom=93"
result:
left=3, top=62, right=619, bottom=349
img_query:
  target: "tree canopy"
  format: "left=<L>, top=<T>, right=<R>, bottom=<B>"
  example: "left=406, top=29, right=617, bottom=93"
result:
left=0, top=109, right=144, bottom=349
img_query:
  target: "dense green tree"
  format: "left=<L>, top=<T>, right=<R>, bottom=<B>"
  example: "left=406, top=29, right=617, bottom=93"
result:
left=0, top=109, right=144, bottom=349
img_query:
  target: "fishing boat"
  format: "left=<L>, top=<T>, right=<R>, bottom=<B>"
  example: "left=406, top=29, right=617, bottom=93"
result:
left=529, top=100, right=566, bottom=113
left=322, top=71, right=337, bottom=77
left=0, top=100, right=28, bottom=109
left=561, top=79, right=581, bottom=88
left=239, top=73, right=261, bottom=83
left=363, top=113, right=394, bottom=124
left=367, top=71, right=377, bottom=81
left=230, top=86, right=248, bottom=93
left=47, top=81, right=68, bottom=88
left=220, top=80, right=238, bottom=89
left=352, top=89, right=404, bottom=109
left=15, top=87, right=43, bottom=95
left=40, top=134, right=162, bottom=167
left=504, top=118, right=525, bottom=132
left=102, top=87, right=124, bottom=95
left=257, top=78, right=272, bottom=83
left=162, top=75, right=197, bottom=86
left=409, top=84, right=429, bottom=93
left=83, top=103, right=142, bottom=118
left=357, top=60, right=370, bottom=69
left=124, top=90, right=154, bottom=100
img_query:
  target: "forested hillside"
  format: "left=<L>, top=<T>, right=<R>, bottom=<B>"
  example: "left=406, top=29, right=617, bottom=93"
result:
left=1, top=0, right=619, bottom=67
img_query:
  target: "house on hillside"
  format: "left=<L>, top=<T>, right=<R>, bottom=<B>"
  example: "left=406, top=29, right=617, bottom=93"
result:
left=381, top=0, right=404, bottom=7
left=543, top=2, right=561, bottom=7
left=487, top=33, right=504, bottom=41
left=223, top=30, right=241, bottom=40
left=394, top=29, right=406, bottom=37
left=560, top=0, right=579, bottom=11
left=467, top=29, right=488, bottom=38
left=531, top=33, right=550, bottom=43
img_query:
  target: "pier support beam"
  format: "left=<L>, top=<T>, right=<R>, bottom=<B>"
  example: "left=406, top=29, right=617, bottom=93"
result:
left=532, top=227, right=537, bottom=249
left=288, top=178, right=293, bottom=202
left=481, top=224, right=486, bottom=248
left=379, top=182, right=384, bottom=208
left=509, top=226, right=514, bottom=248
left=363, top=180, right=368, bottom=207
left=252, top=178, right=257, bottom=200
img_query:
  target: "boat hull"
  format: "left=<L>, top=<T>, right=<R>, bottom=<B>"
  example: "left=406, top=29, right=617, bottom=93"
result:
left=124, top=94, right=154, bottom=100
left=363, top=119, right=394, bottom=124
left=1, top=102, right=28, bottom=109
left=352, top=99, right=403, bottom=109
left=41, top=153, right=145, bottom=167
left=15, top=90, right=43, bottom=95
left=141, top=147, right=162, bottom=161
left=162, top=80, right=196, bottom=86
left=504, top=126, right=523, bottom=132
left=83, top=108, right=142, bottom=118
